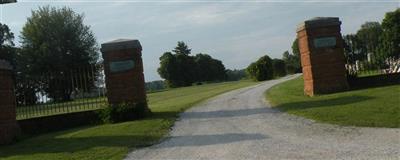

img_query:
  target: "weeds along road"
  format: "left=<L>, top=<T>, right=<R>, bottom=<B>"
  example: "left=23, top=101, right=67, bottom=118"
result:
left=125, top=74, right=400, bottom=160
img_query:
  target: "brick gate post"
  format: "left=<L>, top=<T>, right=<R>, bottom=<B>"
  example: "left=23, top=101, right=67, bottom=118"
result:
left=0, top=60, right=20, bottom=145
left=296, top=17, right=349, bottom=96
left=101, top=39, right=149, bottom=111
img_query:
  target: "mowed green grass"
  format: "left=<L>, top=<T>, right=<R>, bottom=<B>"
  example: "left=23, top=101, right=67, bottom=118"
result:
left=0, top=80, right=258, bottom=160
left=266, top=77, right=400, bottom=128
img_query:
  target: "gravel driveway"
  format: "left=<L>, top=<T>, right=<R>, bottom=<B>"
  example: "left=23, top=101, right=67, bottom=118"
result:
left=125, top=74, right=400, bottom=160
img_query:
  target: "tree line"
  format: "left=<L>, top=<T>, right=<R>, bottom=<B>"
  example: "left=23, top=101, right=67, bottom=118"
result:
left=158, top=41, right=227, bottom=88
left=246, top=38, right=301, bottom=81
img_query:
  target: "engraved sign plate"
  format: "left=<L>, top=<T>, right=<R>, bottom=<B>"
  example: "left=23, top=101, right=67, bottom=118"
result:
left=110, top=60, right=134, bottom=73
left=314, top=37, right=336, bottom=48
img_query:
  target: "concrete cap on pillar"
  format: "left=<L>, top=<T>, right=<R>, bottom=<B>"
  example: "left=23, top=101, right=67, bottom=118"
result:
left=297, top=17, right=341, bottom=32
left=0, top=59, right=12, bottom=70
left=101, top=39, right=142, bottom=53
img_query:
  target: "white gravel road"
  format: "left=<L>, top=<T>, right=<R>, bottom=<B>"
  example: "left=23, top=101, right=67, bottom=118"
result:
left=125, top=74, right=400, bottom=160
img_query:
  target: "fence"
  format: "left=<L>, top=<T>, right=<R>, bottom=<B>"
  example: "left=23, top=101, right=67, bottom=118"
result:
left=345, top=55, right=400, bottom=77
left=344, top=42, right=400, bottom=77
left=15, top=64, right=108, bottom=120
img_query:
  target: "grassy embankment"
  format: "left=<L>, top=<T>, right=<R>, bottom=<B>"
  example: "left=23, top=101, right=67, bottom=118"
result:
left=0, top=80, right=258, bottom=160
left=266, top=76, right=400, bottom=128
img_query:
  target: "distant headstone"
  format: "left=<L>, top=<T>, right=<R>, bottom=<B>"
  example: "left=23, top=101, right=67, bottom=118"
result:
left=296, top=17, right=349, bottom=96
left=367, top=53, right=373, bottom=62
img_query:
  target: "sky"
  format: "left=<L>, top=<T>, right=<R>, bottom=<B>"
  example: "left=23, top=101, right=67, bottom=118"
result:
left=1, top=0, right=399, bottom=81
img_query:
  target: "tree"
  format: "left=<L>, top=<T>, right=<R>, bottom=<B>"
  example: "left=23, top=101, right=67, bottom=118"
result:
left=356, top=22, right=383, bottom=54
left=282, top=51, right=301, bottom=74
left=158, top=52, right=181, bottom=87
left=19, top=6, right=99, bottom=102
left=0, top=23, right=16, bottom=66
left=292, top=38, right=300, bottom=56
left=175, top=53, right=197, bottom=86
left=158, top=42, right=197, bottom=87
left=158, top=42, right=227, bottom=87
left=246, top=55, right=274, bottom=81
left=225, top=69, right=247, bottom=81
left=0, top=24, right=37, bottom=105
left=272, top=58, right=287, bottom=77
left=343, top=34, right=364, bottom=64
left=282, top=39, right=302, bottom=74
left=194, top=53, right=226, bottom=82
left=145, top=80, right=165, bottom=92
left=173, top=41, right=191, bottom=55
left=377, top=9, right=400, bottom=59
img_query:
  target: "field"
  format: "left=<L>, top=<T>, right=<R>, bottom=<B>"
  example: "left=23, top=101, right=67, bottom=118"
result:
left=266, top=76, right=400, bottom=128
left=0, top=80, right=258, bottom=160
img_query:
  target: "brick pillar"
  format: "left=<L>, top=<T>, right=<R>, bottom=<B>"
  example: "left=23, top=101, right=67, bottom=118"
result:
left=101, top=39, right=148, bottom=109
left=0, top=60, right=20, bottom=145
left=296, top=17, right=349, bottom=96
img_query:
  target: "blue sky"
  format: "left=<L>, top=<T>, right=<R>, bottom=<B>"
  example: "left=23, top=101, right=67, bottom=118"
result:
left=1, top=0, right=398, bottom=81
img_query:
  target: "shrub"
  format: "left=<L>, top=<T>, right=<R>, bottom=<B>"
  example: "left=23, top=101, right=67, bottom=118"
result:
left=246, top=55, right=274, bottom=81
left=97, top=102, right=149, bottom=123
left=272, top=59, right=287, bottom=77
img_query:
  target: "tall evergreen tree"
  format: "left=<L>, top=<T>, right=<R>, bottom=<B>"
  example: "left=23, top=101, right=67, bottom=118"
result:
left=173, top=41, right=191, bottom=55
left=0, top=23, right=16, bottom=66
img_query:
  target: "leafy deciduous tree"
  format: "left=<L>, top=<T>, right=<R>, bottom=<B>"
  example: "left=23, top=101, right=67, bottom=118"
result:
left=194, top=53, right=226, bottom=82
left=158, top=42, right=227, bottom=87
left=377, top=8, right=400, bottom=59
left=19, top=6, right=99, bottom=102
left=356, top=22, right=383, bottom=54
left=272, top=58, right=287, bottom=77
left=246, top=55, right=274, bottom=81
left=225, top=69, right=247, bottom=81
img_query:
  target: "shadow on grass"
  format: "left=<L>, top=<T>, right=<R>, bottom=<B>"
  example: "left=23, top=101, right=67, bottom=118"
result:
left=276, top=95, right=374, bottom=112
left=0, top=133, right=267, bottom=158
left=0, top=135, right=160, bottom=158
left=0, top=111, right=180, bottom=158
left=148, top=111, right=180, bottom=119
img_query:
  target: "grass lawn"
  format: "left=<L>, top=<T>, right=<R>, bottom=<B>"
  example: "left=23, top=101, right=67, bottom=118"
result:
left=266, top=76, right=400, bottom=128
left=0, top=80, right=258, bottom=160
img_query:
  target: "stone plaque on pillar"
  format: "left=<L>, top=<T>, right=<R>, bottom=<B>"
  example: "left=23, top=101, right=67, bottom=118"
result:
left=101, top=39, right=148, bottom=108
left=0, top=60, right=20, bottom=145
left=296, top=17, right=349, bottom=96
